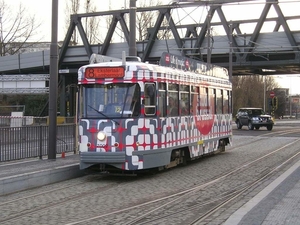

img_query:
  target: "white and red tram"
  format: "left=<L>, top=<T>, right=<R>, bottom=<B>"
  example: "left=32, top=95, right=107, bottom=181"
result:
left=77, top=52, right=232, bottom=172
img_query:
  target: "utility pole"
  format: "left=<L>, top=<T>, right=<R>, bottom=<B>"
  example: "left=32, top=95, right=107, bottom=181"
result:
left=0, top=10, right=3, bottom=56
left=129, top=0, right=137, bottom=56
left=207, top=11, right=211, bottom=67
left=229, top=22, right=233, bottom=83
left=48, top=0, right=59, bottom=160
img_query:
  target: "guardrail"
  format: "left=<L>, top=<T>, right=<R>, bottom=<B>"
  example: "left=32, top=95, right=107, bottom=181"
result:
left=0, top=118, right=76, bottom=162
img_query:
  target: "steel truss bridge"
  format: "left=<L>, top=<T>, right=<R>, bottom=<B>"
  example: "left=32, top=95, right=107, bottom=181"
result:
left=0, top=0, right=299, bottom=115
left=0, top=0, right=299, bottom=76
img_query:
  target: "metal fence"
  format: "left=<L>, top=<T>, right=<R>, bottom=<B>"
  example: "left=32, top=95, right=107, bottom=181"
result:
left=0, top=116, right=75, bottom=127
left=0, top=119, right=76, bottom=162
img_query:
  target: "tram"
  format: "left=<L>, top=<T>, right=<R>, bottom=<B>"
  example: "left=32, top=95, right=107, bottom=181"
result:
left=77, top=52, right=232, bottom=172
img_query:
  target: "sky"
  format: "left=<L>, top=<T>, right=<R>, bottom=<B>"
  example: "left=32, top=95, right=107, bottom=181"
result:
left=5, top=0, right=300, bottom=95
left=274, top=75, right=300, bottom=95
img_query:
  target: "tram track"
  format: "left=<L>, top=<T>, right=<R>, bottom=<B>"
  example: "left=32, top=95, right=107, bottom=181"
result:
left=63, top=136, right=300, bottom=225
left=188, top=149, right=300, bottom=225
left=0, top=175, right=131, bottom=224
left=125, top=139, right=300, bottom=225
left=1, top=130, right=300, bottom=225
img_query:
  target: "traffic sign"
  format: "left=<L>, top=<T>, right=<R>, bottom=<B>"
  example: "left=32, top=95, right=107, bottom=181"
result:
left=270, top=91, right=275, bottom=98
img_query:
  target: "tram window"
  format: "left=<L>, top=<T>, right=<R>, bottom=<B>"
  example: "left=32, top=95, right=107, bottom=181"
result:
left=144, top=83, right=156, bottom=116
left=158, top=82, right=166, bottom=90
left=168, top=93, right=179, bottom=116
left=180, top=92, right=189, bottom=115
left=168, top=83, right=179, bottom=91
left=158, top=91, right=167, bottom=117
left=199, top=87, right=207, bottom=114
left=158, top=82, right=167, bottom=117
left=216, top=89, right=223, bottom=114
left=192, top=86, right=198, bottom=92
left=180, top=84, right=189, bottom=92
left=180, top=85, right=190, bottom=116
left=191, top=86, right=199, bottom=115
left=128, top=84, right=141, bottom=117
left=83, top=83, right=140, bottom=118
left=167, top=83, right=179, bottom=116
left=223, top=90, right=229, bottom=114
left=209, top=88, right=216, bottom=114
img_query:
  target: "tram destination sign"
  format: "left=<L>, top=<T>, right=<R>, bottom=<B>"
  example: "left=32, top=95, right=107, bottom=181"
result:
left=85, top=66, right=125, bottom=79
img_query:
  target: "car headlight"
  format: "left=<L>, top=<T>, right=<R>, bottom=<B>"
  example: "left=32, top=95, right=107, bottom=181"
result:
left=97, top=131, right=106, bottom=141
left=252, top=117, right=259, bottom=121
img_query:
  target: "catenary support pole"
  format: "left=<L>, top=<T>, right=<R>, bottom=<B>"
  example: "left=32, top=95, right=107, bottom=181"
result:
left=229, top=22, right=233, bottom=83
left=48, top=0, right=58, bottom=160
left=129, top=0, right=137, bottom=56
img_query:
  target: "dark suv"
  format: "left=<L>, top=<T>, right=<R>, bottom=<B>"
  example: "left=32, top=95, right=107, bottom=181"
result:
left=235, top=107, right=274, bottom=131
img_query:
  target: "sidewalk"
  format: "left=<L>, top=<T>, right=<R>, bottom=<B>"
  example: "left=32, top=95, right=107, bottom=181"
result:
left=0, top=153, right=84, bottom=196
left=224, top=158, right=300, bottom=225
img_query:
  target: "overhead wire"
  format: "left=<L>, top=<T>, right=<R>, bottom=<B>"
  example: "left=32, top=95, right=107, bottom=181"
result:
left=164, top=1, right=211, bottom=58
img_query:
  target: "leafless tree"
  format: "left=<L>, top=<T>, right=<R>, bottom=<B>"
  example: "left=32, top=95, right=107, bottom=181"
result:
left=0, top=1, right=41, bottom=56
left=106, top=0, right=168, bottom=43
left=136, top=0, right=160, bottom=41
left=65, top=0, right=100, bottom=45
left=84, top=0, right=100, bottom=44
left=65, top=0, right=80, bottom=45
left=136, top=0, right=171, bottom=41
left=232, top=75, right=279, bottom=115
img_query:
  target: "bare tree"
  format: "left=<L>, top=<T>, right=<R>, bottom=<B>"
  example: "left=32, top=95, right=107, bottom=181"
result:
left=65, top=0, right=80, bottom=45
left=136, top=0, right=172, bottom=41
left=232, top=75, right=279, bottom=115
left=136, top=0, right=159, bottom=41
left=65, top=0, right=100, bottom=45
left=84, top=0, right=100, bottom=44
left=105, top=0, right=167, bottom=43
left=0, top=1, right=41, bottom=56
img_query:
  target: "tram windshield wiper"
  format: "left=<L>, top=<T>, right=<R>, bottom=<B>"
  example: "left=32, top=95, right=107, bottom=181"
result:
left=87, top=105, right=119, bottom=125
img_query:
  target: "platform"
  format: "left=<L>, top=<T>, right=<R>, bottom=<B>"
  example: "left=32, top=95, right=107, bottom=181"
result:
left=0, top=153, right=84, bottom=196
left=224, top=158, right=300, bottom=225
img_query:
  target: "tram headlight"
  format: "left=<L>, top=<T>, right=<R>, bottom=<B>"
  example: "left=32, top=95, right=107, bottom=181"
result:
left=97, top=131, right=106, bottom=141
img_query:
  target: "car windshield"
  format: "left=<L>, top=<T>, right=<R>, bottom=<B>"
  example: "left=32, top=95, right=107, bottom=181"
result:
left=251, top=109, right=265, bottom=115
left=81, top=83, right=140, bottom=118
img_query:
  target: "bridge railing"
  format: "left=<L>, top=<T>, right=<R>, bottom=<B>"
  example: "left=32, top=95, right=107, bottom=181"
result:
left=0, top=118, right=77, bottom=162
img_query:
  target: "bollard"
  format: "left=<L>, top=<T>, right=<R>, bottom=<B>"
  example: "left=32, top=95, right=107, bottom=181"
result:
left=62, top=152, right=65, bottom=158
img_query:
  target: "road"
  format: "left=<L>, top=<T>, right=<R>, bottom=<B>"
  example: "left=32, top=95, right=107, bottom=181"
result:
left=232, top=119, right=300, bottom=138
left=0, top=120, right=299, bottom=225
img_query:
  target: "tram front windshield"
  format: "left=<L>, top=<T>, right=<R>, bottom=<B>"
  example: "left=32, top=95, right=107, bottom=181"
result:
left=81, top=83, right=140, bottom=118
